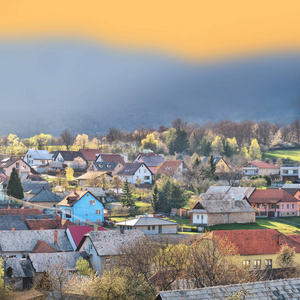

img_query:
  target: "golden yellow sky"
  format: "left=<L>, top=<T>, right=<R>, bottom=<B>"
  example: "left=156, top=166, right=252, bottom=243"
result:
left=0, top=0, right=300, bottom=58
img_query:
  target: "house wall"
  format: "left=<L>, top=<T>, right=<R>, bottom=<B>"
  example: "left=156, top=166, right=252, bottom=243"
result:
left=192, top=213, right=208, bottom=225
left=120, top=164, right=152, bottom=184
left=54, top=153, right=64, bottom=162
left=208, top=212, right=255, bottom=226
left=117, top=225, right=177, bottom=235
left=280, top=166, right=299, bottom=181
left=4, top=160, right=31, bottom=179
left=59, top=193, right=104, bottom=223
left=253, top=202, right=299, bottom=217
left=259, top=168, right=280, bottom=176
left=23, top=201, right=58, bottom=210
left=216, top=160, right=231, bottom=173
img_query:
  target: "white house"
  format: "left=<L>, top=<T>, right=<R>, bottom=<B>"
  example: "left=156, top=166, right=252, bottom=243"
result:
left=24, top=149, right=53, bottom=166
left=280, top=165, right=300, bottom=182
left=242, top=161, right=280, bottom=179
left=117, top=162, right=153, bottom=184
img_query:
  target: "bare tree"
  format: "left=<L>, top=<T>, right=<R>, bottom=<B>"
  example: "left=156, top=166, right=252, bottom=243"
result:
left=60, top=129, right=74, bottom=151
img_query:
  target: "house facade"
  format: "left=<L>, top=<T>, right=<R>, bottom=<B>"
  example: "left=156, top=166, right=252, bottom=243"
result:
left=117, top=162, right=153, bottom=184
left=52, top=151, right=87, bottom=169
left=249, top=188, right=300, bottom=217
left=58, top=190, right=104, bottom=223
left=24, top=149, right=53, bottom=166
left=242, top=161, right=280, bottom=178
left=156, top=160, right=188, bottom=180
left=88, top=161, right=123, bottom=176
left=95, top=153, right=125, bottom=166
left=203, top=156, right=236, bottom=173
left=0, top=158, right=31, bottom=179
left=280, top=165, right=300, bottom=182
left=134, top=152, right=165, bottom=174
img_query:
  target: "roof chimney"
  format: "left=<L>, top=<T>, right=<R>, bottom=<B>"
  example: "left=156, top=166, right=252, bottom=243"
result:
left=94, top=225, right=98, bottom=232
left=278, top=235, right=282, bottom=245
left=7, top=205, right=10, bottom=210
left=54, top=230, right=58, bottom=245
left=11, top=228, right=15, bottom=231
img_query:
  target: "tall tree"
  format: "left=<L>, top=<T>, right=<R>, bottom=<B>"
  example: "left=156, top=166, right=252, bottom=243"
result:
left=188, top=132, right=199, bottom=154
left=7, top=168, right=24, bottom=199
left=211, top=136, right=224, bottom=155
left=249, top=139, right=262, bottom=160
left=141, top=133, right=158, bottom=151
left=60, top=129, right=74, bottom=151
left=209, top=155, right=216, bottom=179
left=121, top=180, right=134, bottom=208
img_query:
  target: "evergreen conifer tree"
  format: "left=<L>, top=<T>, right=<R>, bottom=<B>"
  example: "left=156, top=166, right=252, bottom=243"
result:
left=209, top=155, right=216, bottom=179
left=152, top=184, right=159, bottom=212
left=7, top=168, right=24, bottom=199
left=121, top=179, right=134, bottom=208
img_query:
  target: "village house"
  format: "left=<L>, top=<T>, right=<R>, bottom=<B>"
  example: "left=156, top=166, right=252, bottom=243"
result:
left=88, top=161, right=124, bottom=176
left=80, top=149, right=102, bottom=164
left=95, top=153, right=125, bottom=166
left=52, top=150, right=87, bottom=169
left=203, top=156, right=236, bottom=173
left=57, top=190, right=104, bottom=223
left=156, top=160, right=189, bottom=180
left=134, top=152, right=165, bottom=174
left=0, top=229, right=72, bottom=258
left=242, top=161, right=280, bottom=178
left=23, top=149, right=53, bottom=173
left=282, top=185, right=300, bottom=201
left=0, top=157, right=31, bottom=179
left=21, top=181, right=51, bottom=200
left=116, top=216, right=178, bottom=235
left=25, top=218, right=75, bottom=230
left=280, top=164, right=300, bottom=182
left=117, top=162, right=153, bottom=184
left=210, top=229, right=300, bottom=269
left=249, top=188, right=300, bottom=217
left=76, top=172, right=113, bottom=187
left=76, top=230, right=144, bottom=275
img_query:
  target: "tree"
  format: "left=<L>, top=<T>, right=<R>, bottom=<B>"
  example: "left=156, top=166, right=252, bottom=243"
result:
left=121, top=180, right=134, bottom=208
left=152, top=184, right=159, bottom=212
left=211, top=136, right=224, bottom=155
left=249, top=139, right=262, bottom=160
left=75, top=134, right=89, bottom=149
left=7, top=168, right=24, bottom=200
left=86, top=173, right=102, bottom=187
left=199, top=138, right=212, bottom=157
left=208, top=155, right=216, bottom=179
left=270, top=129, right=283, bottom=148
left=188, top=132, right=199, bottom=154
left=112, top=176, right=122, bottom=197
left=106, top=127, right=121, bottom=144
left=276, top=245, right=296, bottom=268
left=240, top=146, right=250, bottom=159
left=31, top=133, right=52, bottom=150
left=223, top=137, right=238, bottom=157
left=65, top=165, right=74, bottom=183
left=141, top=133, right=158, bottom=151
left=60, top=129, right=74, bottom=151
left=76, top=257, right=94, bottom=277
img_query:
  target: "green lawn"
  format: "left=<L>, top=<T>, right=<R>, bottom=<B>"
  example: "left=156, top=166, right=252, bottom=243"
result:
left=208, top=218, right=300, bottom=235
left=134, top=201, right=151, bottom=209
left=265, top=149, right=300, bottom=162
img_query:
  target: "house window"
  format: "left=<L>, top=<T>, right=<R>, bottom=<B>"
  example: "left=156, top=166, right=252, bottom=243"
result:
left=105, top=257, right=111, bottom=267
left=253, top=260, right=261, bottom=269
left=293, top=170, right=298, bottom=174
left=282, top=204, right=284, bottom=209
left=152, top=226, right=155, bottom=230
left=287, top=204, right=290, bottom=209
left=65, top=209, right=72, bottom=219
left=95, top=210, right=101, bottom=215
left=283, top=170, right=288, bottom=174
left=292, top=204, right=295, bottom=209
left=139, top=169, right=141, bottom=173
left=88, top=244, right=93, bottom=253
left=144, top=176, right=150, bottom=180
left=148, top=226, right=151, bottom=230
left=243, top=260, right=250, bottom=266
left=90, top=200, right=95, bottom=205
left=265, top=259, right=272, bottom=269
left=53, top=204, right=57, bottom=208
left=197, top=215, right=200, bottom=219
left=16, top=163, right=19, bottom=169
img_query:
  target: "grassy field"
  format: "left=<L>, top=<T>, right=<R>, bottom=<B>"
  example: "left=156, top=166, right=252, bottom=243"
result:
left=264, top=149, right=300, bottom=162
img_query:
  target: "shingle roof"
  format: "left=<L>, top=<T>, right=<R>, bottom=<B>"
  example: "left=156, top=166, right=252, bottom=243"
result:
left=29, top=252, right=85, bottom=273
left=155, top=278, right=300, bottom=300
left=0, top=229, right=73, bottom=252
left=204, top=186, right=256, bottom=200
left=32, top=240, right=57, bottom=253
left=116, top=217, right=178, bottom=227
left=25, top=218, right=75, bottom=230
left=138, top=153, right=165, bottom=167
left=243, top=161, right=280, bottom=169
left=79, top=149, right=102, bottom=161
left=211, top=229, right=300, bottom=255
left=6, top=257, right=34, bottom=278
left=249, top=188, right=300, bottom=204
left=22, top=181, right=51, bottom=194
left=28, top=188, right=63, bottom=203
left=67, top=225, right=106, bottom=247
left=156, top=160, right=182, bottom=176
left=58, top=190, right=91, bottom=207
left=0, top=157, right=28, bottom=169
left=26, top=149, right=53, bottom=160
left=53, top=151, right=87, bottom=162
left=98, top=154, right=125, bottom=165
left=282, top=188, right=299, bottom=196
left=0, top=216, right=29, bottom=230
left=117, top=162, right=152, bottom=176
left=0, top=209, right=44, bottom=216
left=80, top=230, right=144, bottom=256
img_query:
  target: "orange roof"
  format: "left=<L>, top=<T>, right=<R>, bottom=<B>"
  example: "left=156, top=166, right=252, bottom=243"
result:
left=25, top=218, right=76, bottom=230
left=32, top=240, right=57, bottom=253
left=249, top=189, right=300, bottom=204
left=157, top=160, right=182, bottom=176
left=58, top=190, right=88, bottom=207
left=0, top=209, right=44, bottom=216
left=212, top=229, right=300, bottom=255
left=244, top=161, right=279, bottom=169
left=80, top=149, right=101, bottom=161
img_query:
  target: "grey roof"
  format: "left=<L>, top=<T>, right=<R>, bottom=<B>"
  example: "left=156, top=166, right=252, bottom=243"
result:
left=190, top=198, right=255, bottom=214
left=282, top=183, right=300, bottom=189
left=0, top=229, right=73, bottom=252
left=203, top=186, right=256, bottom=200
left=86, top=230, right=144, bottom=256
left=203, top=156, right=223, bottom=166
left=282, top=188, right=299, bottom=196
left=47, top=161, right=66, bottom=168
left=22, top=181, right=51, bottom=194
left=155, top=278, right=300, bottom=300
left=92, top=161, right=118, bottom=171
left=53, top=151, right=87, bottom=162
left=116, top=217, right=178, bottom=227
left=28, top=188, right=63, bottom=203
left=6, top=258, right=35, bottom=278
left=140, top=154, right=165, bottom=167
left=29, top=252, right=85, bottom=273
left=26, top=149, right=53, bottom=160
left=117, top=162, right=151, bottom=176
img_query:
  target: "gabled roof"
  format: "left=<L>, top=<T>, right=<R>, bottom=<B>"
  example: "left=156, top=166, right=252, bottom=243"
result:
left=249, top=188, right=300, bottom=204
left=29, top=252, right=85, bottom=273
left=92, top=161, right=119, bottom=171
left=136, top=153, right=165, bottom=167
left=283, top=183, right=300, bottom=189
left=116, top=216, right=178, bottom=227
left=28, top=188, right=63, bottom=203
left=32, top=240, right=57, bottom=253
left=211, top=229, right=300, bottom=255
left=67, top=225, right=106, bottom=248
left=79, top=149, right=101, bottom=161
left=53, top=151, right=87, bottom=162
left=25, top=174, right=46, bottom=181
left=58, top=190, right=101, bottom=207
left=26, top=149, right=52, bottom=160
left=0, top=209, right=44, bottom=216
left=97, top=153, right=125, bottom=165
left=22, top=181, right=51, bottom=194
left=0, top=229, right=73, bottom=252
left=282, top=188, right=299, bottom=196
left=243, top=161, right=279, bottom=169
left=203, top=186, right=256, bottom=200
left=25, top=218, right=75, bottom=230
left=0, top=157, right=30, bottom=169
left=117, top=162, right=153, bottom=176
left=6, top=257, right=35, bottom=278
left=156, top=160, right=183, bottom=176
left=77, top=230, right=144, bottom=255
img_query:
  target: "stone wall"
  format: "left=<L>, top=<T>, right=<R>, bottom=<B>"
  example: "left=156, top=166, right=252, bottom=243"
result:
left=207, top=212, right=255, bottom=227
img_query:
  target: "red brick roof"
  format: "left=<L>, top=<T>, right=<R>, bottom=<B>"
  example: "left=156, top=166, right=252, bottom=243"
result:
left=32, top=240, right=57, bottom=253
left=80, top=149, right=102, bottom=161
left=67, top=225, right=106, bottom=247
left=0, top=209, right=44, bottom=216
left=99, top=154, right=125, bottom=165
left=25, top=218, right=76, bottom=230
left=212, top=229, right=300, bottom=255
left=157, top=160, right=182, bottom=176
left=244, top=161, right=279, bottom=169
left=249, top=189, right=300, bottom=204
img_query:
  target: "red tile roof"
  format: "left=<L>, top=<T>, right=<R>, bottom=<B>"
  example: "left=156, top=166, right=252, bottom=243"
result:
left=32, top=240, right=57, bottom=253
left=67, top=225, right=106, bottom=247
left=80, top=149, right=102, bottom=161
left=212, top=229, right=300, bottom=255
left=244, top=161, right=279, bottom=169
left=0, top=209, right=44, bottom=216
left=25, top=218, right=76, bottom=230
left=249, top=189, right=300, bottom=204
left=157, top=160, right=182, bottom=176
left=99, top=154, right=125, bottom=165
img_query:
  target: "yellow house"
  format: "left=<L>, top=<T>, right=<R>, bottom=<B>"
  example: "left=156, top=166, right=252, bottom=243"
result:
left=211, top=229, right=300, bottom=269
left=203, top=156, right=236, bottom=173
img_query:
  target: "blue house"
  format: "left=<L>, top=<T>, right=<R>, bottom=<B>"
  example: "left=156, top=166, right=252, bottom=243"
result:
left=57, top=190, right=104, bottom=223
